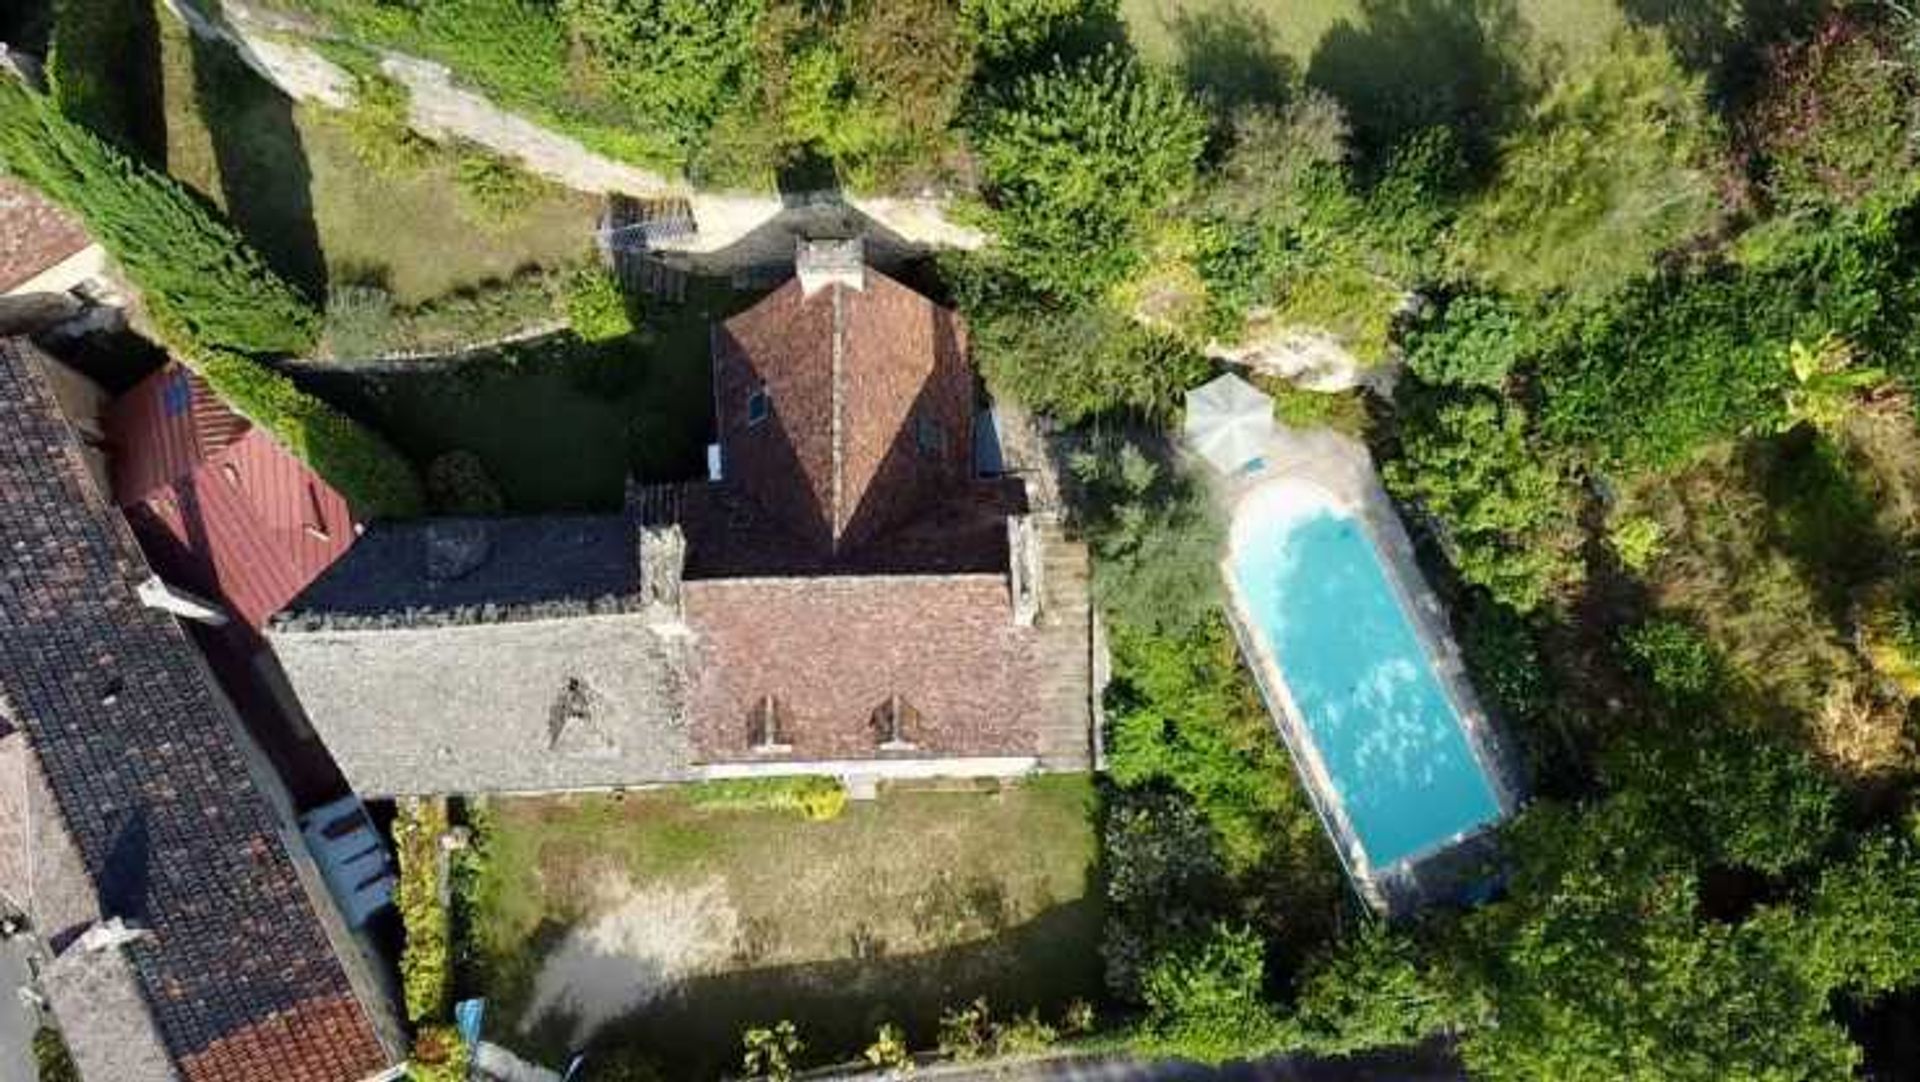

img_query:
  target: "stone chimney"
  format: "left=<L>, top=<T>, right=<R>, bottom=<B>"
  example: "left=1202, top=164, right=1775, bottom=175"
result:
left=639, top=524, right=686, bottom=627
left=1007, top=514, right=1041, bottom=627
left=796, top=237, right=864, bottom=297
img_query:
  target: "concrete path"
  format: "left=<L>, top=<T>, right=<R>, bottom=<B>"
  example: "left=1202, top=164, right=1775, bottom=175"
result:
left=0, top=939, right=40, bottom=1082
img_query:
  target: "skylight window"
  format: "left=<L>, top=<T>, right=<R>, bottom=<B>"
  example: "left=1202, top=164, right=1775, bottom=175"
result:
left=915, top=416, right=946, bottom=459
left=747, top=386, right=771, bottom=427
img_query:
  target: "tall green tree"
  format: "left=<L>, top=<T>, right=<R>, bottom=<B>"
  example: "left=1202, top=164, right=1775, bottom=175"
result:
left=972, top=47, right=1206, bottom=300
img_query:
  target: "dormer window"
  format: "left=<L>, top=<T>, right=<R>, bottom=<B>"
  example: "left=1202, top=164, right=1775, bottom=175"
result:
left=751, top=695, right=792, bottom=753
left=915, top=416, right=946, bottom=460
left=871, top=694, right=919, bottom=751
left=747, top=386, right=771, bottom=427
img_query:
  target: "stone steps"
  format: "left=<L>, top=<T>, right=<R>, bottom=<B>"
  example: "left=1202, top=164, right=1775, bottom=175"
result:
left=1029, top=519, right=1097, bottom=771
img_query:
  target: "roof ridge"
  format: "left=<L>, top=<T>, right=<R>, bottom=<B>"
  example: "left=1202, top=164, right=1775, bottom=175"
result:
left=829, top=281, right=846, bottom=546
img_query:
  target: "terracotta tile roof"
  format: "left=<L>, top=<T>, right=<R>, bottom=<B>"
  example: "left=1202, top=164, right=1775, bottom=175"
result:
left=0, top=338, right=393, bottom=1082
left=684, top=575, right=1041, bottom=762
left=108, top=364, right=357, bottom=629
left=712, top=268, right=974, bottom=557
left=0, top=178, right=90, bottom=293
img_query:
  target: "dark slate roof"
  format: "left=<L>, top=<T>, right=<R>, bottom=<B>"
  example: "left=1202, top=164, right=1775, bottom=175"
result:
left=0, top=339, right=391, bottom=1082
left=275, top=515, right=639, bottom=628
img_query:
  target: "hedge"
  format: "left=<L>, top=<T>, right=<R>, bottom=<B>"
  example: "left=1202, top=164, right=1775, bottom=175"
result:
left=684, top=776, right=847, bottom=821
left=392, top=798, right=452, bottom=1024
left=0, top=74, right=318, bottom=355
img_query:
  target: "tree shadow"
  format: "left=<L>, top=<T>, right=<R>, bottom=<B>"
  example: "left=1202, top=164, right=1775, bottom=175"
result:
left=1168, top=0, right=1299, bottom=114
left=187, top=30, right=327, bottom=301
left=1305, top=0, right=1538, bottom=172
left=1618, top=0, right=1822, bottom=112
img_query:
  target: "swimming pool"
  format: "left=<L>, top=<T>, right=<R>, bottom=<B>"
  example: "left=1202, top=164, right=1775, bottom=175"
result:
left=1228, top=480, right=1505, bottom=876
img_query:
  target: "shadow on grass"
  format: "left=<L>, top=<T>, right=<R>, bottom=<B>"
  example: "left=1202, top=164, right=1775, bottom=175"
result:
left=1749, top=429, right=1890, bottom=622
left=1169, top=0, right=1298, bottom=114
left=530, top=898, right=1107, bottom=1080
left=1305, top=0, right=1537, bottom=171
left=187, top=30, right=327, bottom=300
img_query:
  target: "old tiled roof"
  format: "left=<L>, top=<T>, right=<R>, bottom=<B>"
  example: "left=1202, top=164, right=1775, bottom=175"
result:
left=277, top=515, right=639, bottom=628
left=108, top=364, right=357, bottom=629
left=0, top=338, right=392, bottom=1082
left=684, top=575, right=1042, bottom=763
left=712, top=268, right=974, bottom=557
left=0, top=178, right=90, bottom=293
left=266, top=615, right=692, bottom=796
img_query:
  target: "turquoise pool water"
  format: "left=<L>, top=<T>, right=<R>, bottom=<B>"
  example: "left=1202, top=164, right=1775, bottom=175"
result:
left=1230, top=485, right=1503, bottom=871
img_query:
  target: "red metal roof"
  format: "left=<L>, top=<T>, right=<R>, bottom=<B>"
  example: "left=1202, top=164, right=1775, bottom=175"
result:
left=108, top=364, right=357, bottom=628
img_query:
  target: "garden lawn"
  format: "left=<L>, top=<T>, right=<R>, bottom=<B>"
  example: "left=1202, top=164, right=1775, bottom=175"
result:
left=464, top=776, right=1105, bottom=1078
left=155, top=3, right=599, bottom=306
left=292, top=279, right=748, bottom=511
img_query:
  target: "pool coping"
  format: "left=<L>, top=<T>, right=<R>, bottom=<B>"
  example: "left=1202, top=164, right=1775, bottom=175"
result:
left=1206, top=426, right=1522, bottom=916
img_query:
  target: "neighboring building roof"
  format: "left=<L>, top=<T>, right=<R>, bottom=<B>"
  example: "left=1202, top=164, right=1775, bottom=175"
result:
left=713, top=264, right=974, bottom=558
left=0, top=178, right=90, bottom=294
left=278, top=516, right=638, bottom=627
left=684, top=575, right=1041, bottom=763
left=107, top=364, right=357, bottom=629
left=0, top=338, right=393, bottom=1082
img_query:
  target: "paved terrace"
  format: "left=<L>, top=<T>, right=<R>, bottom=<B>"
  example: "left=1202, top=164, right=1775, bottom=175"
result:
left=1205, top=425, right=1521, bottom=915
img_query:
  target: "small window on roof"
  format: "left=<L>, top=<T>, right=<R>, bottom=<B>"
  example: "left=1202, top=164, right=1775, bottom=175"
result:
left=915, top=415, right=946, bottom=460
left=871, top=694, right=919, bottom=751
left=747, top=386, right=771, bottom=427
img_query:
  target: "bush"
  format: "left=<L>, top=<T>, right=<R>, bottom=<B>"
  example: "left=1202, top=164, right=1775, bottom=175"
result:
left=683, top=776, right=847, bottom=821
left=426, top=451, right=506, bottom=515
left=32, top=1028, right=78, bottom=1082
left=1068, top=437, right=1222, bottom=637
left=1403, top=293, right=1532, bottom=389
left=741, top=1019, right=803, bottom=1081
left=394, top=798, right=452, bottom=1024
left=186, top=348, right=424, bottom=519
left=964, top=284, right=1210, bottom=422
left=1620, top=618, right=1720, bottom=701
left=453, top=145, right=555, bottom=229
left=324, top=285, right=398, bottom=360
left=0, top=75, right=318, bottom=355
left=341, top=73, right=438, bottom=176
left=972, top=48, right=1207, bottom=300
left=562, top=0, right=763, bottom=156
left=1607, top=514, right=1666, bottom=572
left=1861, top=582, right=1920, bottom=697
left=1451, top=29, right=1721, bottom=297
left=1139, top=924, right=1289, bottom=1064
left=563, top=267, right=634, bottom=342
left=1100, top=789, right=1231, bottom=998
left=1291, top=925, right=1458, bottom=1055
left=1384, top=391, right=1586, bottom=613
left=863, top=1023, right=912, bottom=1072
left=1748, top=17, right=1918, bottom=212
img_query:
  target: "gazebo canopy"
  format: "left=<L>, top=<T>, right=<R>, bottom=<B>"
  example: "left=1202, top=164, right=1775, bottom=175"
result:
left=1184, top=372, right=1274, bottom=474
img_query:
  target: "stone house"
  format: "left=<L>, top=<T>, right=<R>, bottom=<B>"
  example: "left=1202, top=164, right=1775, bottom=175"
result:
left=266, top=241, right=1098, bottom=796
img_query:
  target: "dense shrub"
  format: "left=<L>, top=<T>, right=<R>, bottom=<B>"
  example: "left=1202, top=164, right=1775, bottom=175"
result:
left=409, top=1024, right=470, bottom=1082
left=1384, top=391, right=1586, bottom=613
left=453, top=145, right=556, bottom=229
left=562, top=267, right=634, bottom=342
left=339, top=73, right=437, bottom=176
left=683, top=776, right=847, bottom=821
left=972, top=49, right=1207, bottom=300
left=1290, top=925, right=1458, bottom=1055
left=963, top=285, right=1210, bottom=421
left=0, top=76, right=318, bottom=354
left=32, top=1028, right=78, bottom=1082
left=1068, top=438, right=1222, bottom=637
left=1451, top=30, right=1721, bottom=297
left=393, top=798, right=452, bottom=1024
left=1620, top=618, right=1720, bottom=702
left=46, top=0, right=154, bottom=149
left=1100, top=789, right=1231, bottom=998
left=1771, top=830, right=1920, bottom=994
left=187, top=348, right=424, bottom=518
left=1403, top=293, right=1533, bottom=389
left=963, top=0, right=1117, bottom=64
left=1138, top=923, right=1288, bottom=1064
left=1748, top=17, right=1918, bottom=212
left=564, top=0, right=762, bottom=157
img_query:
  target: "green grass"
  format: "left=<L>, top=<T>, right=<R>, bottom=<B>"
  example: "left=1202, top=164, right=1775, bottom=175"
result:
left=1121, top=0, right=1626, bottom=75
left=294, top=280, right=747, bottom=511
left=157, top=4, right=600, bottom=306
left=464, top=776, right=1105, bottom=1078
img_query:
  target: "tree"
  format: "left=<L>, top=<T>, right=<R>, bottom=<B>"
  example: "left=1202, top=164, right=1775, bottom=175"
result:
left=1139, top=923, right=1290, bottom=1064
left=963, top=286, right=1210, bottom=421
left=0, top=75, right=318, bottom=354
left=1291, top=924, right=1458, bottom=1055
left=1068, top=437, right=1222, bottom=637
left=972, top=48, right=1207, bottom=300
left=561, top=0, right=764, bottom=154
left=1384, top=391, right=1586, bottom=613
left=1403, top=293, right=1533, bottom=389
left=1451, top=29, right=1721, bottom=297
left=1747, top=16, right=1918, bottom=212
left=1767, top=830, right=1920, bottom=996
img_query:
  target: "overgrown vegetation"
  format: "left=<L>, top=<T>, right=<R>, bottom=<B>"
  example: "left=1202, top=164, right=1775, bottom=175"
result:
left=395, top=797, right=453, bottom=1024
